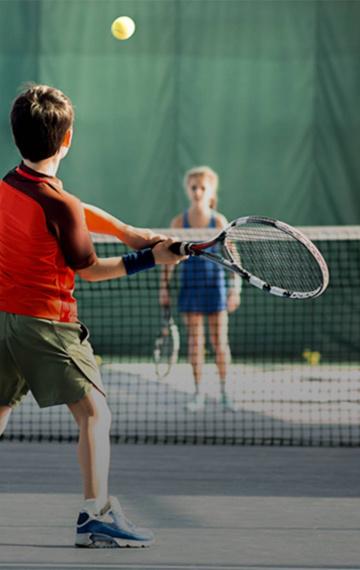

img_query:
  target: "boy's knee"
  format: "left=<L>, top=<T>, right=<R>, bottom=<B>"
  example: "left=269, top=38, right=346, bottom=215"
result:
left=0, top=405, right=12, bottom=436
left=85, top=403, right=111, bottom=430
left=93, top=392, right=111, bottom=428
left=72, top=392, right=111, bottom=431
left=101, top=403, right=112, bottom=430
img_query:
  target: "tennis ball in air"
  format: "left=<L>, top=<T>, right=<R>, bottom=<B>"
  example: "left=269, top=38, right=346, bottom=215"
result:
left=111, top=16, right=136, bottom=40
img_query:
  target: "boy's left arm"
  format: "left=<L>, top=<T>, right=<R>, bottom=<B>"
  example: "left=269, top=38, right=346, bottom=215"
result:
left=83, top=203, right=166, bottom=250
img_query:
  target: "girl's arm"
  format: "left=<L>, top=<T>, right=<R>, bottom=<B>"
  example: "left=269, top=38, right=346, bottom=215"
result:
left=159, top=214, right=183, bottom=305
left=215, top=212, right=241, bottom=312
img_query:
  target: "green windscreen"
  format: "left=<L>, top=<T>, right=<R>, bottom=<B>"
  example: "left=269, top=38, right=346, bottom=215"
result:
left=0, top=0, right=359, bottom=226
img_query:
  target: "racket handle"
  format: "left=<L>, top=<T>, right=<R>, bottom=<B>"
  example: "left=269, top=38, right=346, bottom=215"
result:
left=169, top=241, right=188, bottom=256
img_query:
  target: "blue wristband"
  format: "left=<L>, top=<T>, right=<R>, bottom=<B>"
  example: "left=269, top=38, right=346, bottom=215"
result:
left=122, top=248, right=155, bottom=275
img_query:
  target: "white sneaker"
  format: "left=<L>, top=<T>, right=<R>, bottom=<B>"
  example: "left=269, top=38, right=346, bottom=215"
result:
left=186, top=393, right=205, bottom=412
left=221, top=392, right=238, bottom=412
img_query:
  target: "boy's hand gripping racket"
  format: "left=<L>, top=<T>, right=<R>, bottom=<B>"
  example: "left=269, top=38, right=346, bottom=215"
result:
left=169, top=216, right=329, bottom=300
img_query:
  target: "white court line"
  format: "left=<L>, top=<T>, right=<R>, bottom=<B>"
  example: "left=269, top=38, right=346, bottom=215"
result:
left=0, top=564, right=246, bottom=570
left=0, top=564, right=357, bottom=570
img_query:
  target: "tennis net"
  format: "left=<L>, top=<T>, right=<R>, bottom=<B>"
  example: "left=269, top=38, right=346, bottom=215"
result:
left=3, top=226, right=360, bottom=446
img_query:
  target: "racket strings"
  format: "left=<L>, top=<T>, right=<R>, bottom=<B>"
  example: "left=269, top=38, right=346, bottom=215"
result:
left=226, top=225, right=324, bottom=293
left=154, top=305, right=180, bottom=378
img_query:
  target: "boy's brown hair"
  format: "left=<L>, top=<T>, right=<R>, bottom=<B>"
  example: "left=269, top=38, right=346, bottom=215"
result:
left=10, top=84, right=74, bottom=162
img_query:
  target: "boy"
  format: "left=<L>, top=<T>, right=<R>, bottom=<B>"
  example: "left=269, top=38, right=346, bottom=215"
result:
left=0, top=84, right=183, bottom=548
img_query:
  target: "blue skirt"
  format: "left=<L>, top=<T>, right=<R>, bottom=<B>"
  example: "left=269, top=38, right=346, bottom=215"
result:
left=178, top=256, right=226, bottom=314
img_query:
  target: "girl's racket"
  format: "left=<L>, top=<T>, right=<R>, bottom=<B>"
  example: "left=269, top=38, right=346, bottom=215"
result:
left=154, top=305, right=180, bottom=378
left=169, top=216, right=329, bottom=300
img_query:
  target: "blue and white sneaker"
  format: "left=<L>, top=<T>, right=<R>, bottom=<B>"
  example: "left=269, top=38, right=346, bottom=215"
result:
left=75, top=496, right=155, bottom=548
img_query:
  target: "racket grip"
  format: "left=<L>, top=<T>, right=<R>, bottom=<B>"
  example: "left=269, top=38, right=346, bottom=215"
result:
left=169, top=242, right=188, bottom=256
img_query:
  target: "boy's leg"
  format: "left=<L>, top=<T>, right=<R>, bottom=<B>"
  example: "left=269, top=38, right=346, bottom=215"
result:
left=2, top=314, right=153, bottom=547
left=0, top=312, right=29, bottom=434
left=69, top=386, right=154, bottom=548
left=68, top=387, right=111, bottom=511
left=0, top=405, right=12, bottom=436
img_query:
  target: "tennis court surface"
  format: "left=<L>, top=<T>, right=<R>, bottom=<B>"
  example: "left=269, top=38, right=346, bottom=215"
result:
left=1, top=226, right=360, bottom=568
left=0, top=442, right=359, bottom=570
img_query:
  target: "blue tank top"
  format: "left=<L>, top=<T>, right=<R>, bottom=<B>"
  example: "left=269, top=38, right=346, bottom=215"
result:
left=178, top=210, right=226, bottom=313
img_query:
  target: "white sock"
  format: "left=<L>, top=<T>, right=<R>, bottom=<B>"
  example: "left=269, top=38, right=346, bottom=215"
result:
left=83, top=499, right=99, bottom=515
left=83, top=497, right=108, bottom=516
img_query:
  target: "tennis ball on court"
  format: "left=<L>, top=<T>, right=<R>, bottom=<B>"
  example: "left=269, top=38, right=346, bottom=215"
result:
left=111, top=16, right=136, bottom=40
left=302, top=349, right=321, bottom=365
left=95, top=355, right=103, bottom=366
left=309, top=352, right=321, bottom=365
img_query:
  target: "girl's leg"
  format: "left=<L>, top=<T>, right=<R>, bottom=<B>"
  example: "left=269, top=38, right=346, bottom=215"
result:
left=184, top=313, right=206, bottom=411
left=208, top=311, right=235, bottom=409
left=185, top=312, right=205, bottom=392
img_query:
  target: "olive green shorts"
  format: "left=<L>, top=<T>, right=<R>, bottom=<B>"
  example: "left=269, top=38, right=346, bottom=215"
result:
left=0, top=312, right=105, bottom=408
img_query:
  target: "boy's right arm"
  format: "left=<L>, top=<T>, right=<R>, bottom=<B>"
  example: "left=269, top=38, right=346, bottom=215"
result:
left=77, top=238, right=183, bottom=282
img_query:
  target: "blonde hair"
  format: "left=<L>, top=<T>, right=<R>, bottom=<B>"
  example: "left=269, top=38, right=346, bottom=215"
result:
left=183, top=165, right=219, bottom=209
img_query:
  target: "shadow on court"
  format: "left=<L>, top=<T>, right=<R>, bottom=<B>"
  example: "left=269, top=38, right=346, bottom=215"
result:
left=0, top=442, right=359, bottom=570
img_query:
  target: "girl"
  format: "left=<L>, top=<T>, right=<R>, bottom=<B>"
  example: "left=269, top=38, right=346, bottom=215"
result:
left=160, top=166, right=240, bottom=411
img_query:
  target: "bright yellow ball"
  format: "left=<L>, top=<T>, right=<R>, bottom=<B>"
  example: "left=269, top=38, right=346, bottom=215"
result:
left=95, top=355, right=103, bottom=366
left=111, top=16, right=136, bottom=41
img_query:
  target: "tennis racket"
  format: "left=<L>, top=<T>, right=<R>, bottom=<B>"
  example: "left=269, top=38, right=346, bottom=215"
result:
left=169, top=216, right=329, bottom=300
left=154, top=304, right=180, bottom=378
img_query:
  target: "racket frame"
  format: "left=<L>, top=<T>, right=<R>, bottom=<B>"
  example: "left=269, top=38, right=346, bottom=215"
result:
left=154, top=301, right=180, bottom=379
left=174, top=216, right=329, bottom=300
